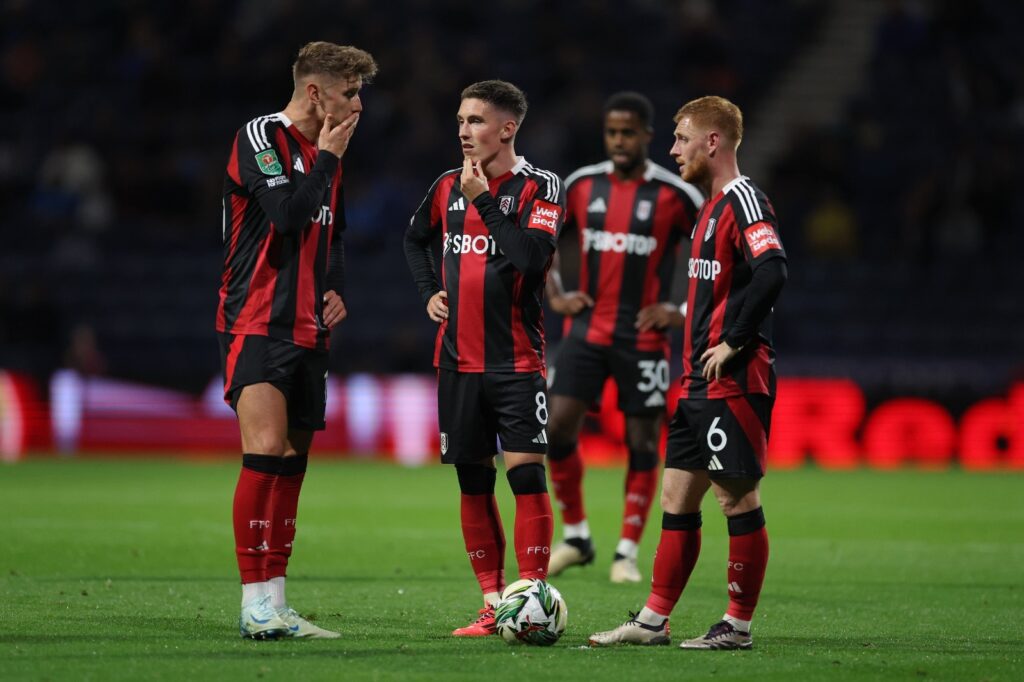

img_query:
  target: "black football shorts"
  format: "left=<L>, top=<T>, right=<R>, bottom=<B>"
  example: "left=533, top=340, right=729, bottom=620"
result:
left=665, top=395, right=774, bottom=479
left=437, top=369, right=549, bottom=464
left=548, top=336, right=670, bottom=416
left=218, top=333, right=329, bottom=431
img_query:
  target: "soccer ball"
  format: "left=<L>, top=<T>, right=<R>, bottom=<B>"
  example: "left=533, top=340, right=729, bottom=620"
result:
left=494, top=578, right=567, bottom=646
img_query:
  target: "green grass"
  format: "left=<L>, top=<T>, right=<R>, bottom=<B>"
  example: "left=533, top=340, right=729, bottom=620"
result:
left=3, top=458, right=1022, bottom=681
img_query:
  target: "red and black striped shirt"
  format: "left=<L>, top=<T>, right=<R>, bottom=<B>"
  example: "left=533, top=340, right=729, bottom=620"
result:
left=562, top=161, right=703, bottom=351
left=680, top=176, right=786, bottom=399
left=405, top=157, right=565, bottom=373
left=216, top=112, right=344, bottom=351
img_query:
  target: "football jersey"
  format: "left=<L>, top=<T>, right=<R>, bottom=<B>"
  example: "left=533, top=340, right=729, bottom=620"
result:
left=217, top=112, right=343, bottom=350
left=407, top=157, right=565, bottom=372
left=680, top=176, right=785, bottom=398
left=562, top=161, right=702, bottom=351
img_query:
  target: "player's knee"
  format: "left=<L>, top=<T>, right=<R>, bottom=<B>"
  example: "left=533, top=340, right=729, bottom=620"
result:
left=245, top=432, right=288, bottom=456
left=625, top=431, right=659, bottom=457
left=627, top=448, right=659, bottom=472
left=506, top=462, right=547, bottom=495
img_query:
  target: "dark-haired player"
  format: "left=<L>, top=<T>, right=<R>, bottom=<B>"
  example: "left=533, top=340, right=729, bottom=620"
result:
left=590, top=95, right=787, bottom=650
left=546, top=92, right=702, bottom=583
left=218, top=41, right=377, bottom=639
left=404, top=80, right=564, bottom=637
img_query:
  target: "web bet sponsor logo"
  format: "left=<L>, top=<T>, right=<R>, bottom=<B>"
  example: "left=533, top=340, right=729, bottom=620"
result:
left=528, top=200, right=562, bottom=235
left=582, top=228, right=657, bottom=256
left=688, top=257, right=722, bottom=281
left=744, top=222, right=781, bottom=258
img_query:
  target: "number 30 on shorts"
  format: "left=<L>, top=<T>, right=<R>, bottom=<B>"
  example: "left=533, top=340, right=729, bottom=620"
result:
left=535, top=391, right=548, bottom=425
left=637, top=359, right=669, bottom=393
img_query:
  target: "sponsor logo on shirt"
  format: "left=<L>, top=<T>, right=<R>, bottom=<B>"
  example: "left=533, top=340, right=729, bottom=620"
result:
left=744, top=222, right=782, bottom=258
left=527, top=200, right=562, bottom=235
left=688, top=257, right=722, bottom=281
left=582, top=228, right=657, bottom=255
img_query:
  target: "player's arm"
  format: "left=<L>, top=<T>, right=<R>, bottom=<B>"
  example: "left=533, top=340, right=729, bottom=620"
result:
left=322, top=186, right=347, bottom=328
left=702, top=206, right=787, bottom=380
left=403, top=177, right=447, bottom=321
left=635, top=301, right=685, bottom=332
left=462, top=158, right=559, bottom=280
left=546, top=184, right=593, bottom=316
left=241, top=113, right=358, bottom=235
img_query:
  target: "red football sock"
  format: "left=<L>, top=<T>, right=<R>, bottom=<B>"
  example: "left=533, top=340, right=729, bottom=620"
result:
left=621, top=467, right=658, bottom=543
left=726, top=526, right=769, bottom=620
left=266, top=455, right=307, bottom=580
left=548, top=446, right=585, bottom=525
left=232, top=455, right=279, bottom=584
left=514, top=493, right=554, bottom=579
left=645, top=512, right=702, bottom=616
left=460, top=493, right=506, bottom=596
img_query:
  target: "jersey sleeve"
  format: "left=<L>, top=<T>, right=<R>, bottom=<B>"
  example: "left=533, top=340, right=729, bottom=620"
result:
left=404, top=173, right=450, bottom=305
left=732, top=190, right=786, bottom=268
left=234, top=120, right=293, bottom=201
left=230, top=119, right=339, bottom=235
left=518, top=171, right=566, bottom=246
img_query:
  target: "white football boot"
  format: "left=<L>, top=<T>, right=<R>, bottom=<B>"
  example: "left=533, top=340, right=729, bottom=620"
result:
left=609, top=556, right=642, bottom=583
left=588, top=611, right=670, bottom=646
left=239, top=594, right=289, bottom=640
left=276, top=607, right=341, bottom=639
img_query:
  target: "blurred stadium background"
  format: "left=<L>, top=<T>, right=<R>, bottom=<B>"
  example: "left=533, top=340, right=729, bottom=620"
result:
left=1, top=0, right=1022, bottom=468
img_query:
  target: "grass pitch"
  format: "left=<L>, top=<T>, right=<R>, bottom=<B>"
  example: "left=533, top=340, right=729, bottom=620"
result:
left=3, top=457, right=1022, bottom=681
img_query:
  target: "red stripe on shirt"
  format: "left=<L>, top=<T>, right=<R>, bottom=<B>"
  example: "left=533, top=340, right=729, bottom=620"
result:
left=568, top=178, right=592, bottom=339
left=434, top=177, right=456, bottom=368
left=216, top=193, right=250, bottom=331
left=457, top=198, right=488, bottom=370
left=707, top=206, right=740, bottom=398
left=586, top=180, right=636, bottom=345
left=229, top=230, right=277, bottom=336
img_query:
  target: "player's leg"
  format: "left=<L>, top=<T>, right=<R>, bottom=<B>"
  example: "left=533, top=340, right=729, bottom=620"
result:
left=546, top=338, right=607, bottom=575
left=590, top=402, right=706, bottom=646
left=262, top=351, right=339, bottom=638
left=232, top=379, right=290, bottom=639
left=680, top=395, right=772, bottom=651
left=611, top=414, right=663, bottom=583
left=504, top=450, right=553, bottom=581
left=545, top=394, right=594, bottom=575
left=441, top=370, right=505, bottom=637
left=490, top=371, right=554, bottom=582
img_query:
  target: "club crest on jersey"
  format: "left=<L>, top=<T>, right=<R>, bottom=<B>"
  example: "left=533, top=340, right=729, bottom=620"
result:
left=440, top=432, right=448, bottom=455
left=498, top=195, right=515, bottom=215
left=255, top=149, right=283, bottom=176
left=704, top=217, right=717, bottom=242
left=636, top=199, right=652, bottom=221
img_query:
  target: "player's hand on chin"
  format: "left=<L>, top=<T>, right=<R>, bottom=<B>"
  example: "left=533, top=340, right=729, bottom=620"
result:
left=700, top=341, right=741, bottom=381
left=322, top=290, right=347, bottom=328
left=460, top=156, right=488, bottom=201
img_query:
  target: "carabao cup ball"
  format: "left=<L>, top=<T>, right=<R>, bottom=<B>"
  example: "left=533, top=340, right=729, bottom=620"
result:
left=494, top=578, right=567, bottom=646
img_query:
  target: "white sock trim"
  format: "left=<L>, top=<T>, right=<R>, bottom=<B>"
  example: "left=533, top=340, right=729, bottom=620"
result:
left=637, top=606, right=669, bottom=626
left=723, top=613, right=752, bottom=632
left=615, top=538, right=638, bottom=560
left=563, top=520, right=590, bottom=540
